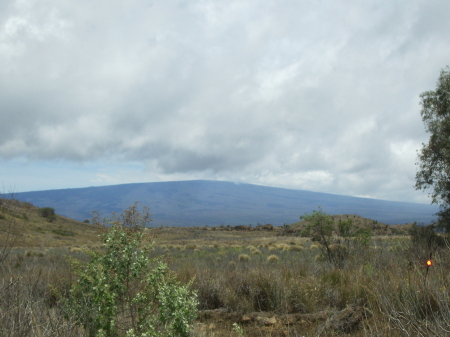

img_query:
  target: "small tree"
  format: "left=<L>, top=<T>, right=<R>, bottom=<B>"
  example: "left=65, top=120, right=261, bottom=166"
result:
left=65, top=203, right=198, bottom=337
left=415, top=66, right=450, bottom=232
left=38, top=207, right=56, bottom=222
left=338, top=218, right=353, bottom=238
left=353, top=227, right=372, bottom=248
left=301, top=207, right=336, bottom=265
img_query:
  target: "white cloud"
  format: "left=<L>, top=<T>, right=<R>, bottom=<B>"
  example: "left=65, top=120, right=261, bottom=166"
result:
left=0, top=0, right=448, bottom=203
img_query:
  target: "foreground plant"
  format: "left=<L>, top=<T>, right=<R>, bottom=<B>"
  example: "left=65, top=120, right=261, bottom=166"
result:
left=65, top=203, right=198, bottom=337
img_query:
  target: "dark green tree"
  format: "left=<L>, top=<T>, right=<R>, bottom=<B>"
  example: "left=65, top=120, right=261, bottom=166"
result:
left=301, top=207, right=336, bottom=265
left=38, top=207, right=56, bottom=222
left=415, top=66, right=450, bottom=232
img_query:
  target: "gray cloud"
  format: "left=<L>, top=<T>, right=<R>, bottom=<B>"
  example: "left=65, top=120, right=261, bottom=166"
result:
left=1, top=0, right=449, bottom=203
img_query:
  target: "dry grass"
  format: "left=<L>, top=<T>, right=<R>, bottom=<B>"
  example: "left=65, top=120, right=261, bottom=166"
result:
left=0, top=199, right=449, bottom=336
left=0, top=198, right=101, bottom=248
left=266, top=254, right=279, bottom=262
left=2, top=230, right=450, bottom=336
left=238, top=254, right=251, bottom=262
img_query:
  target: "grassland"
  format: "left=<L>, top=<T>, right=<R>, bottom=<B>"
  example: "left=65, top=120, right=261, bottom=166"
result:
left=0, top=198, right=100, bottom=248
left=1, top=198, right=449, bottom=336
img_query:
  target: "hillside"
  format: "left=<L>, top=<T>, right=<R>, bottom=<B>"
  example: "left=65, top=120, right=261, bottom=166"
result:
left=0, top=198, right=101, bottom=247
left=13, top=180, right=439, bottom=226
left=288, top=214, right=412, bottom=236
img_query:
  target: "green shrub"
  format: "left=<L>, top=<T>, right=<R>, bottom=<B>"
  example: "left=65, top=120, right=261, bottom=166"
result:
left=38, top=207, right=56, bottom=222
left=301, top=208, right=344, bottom=267
left=353, top=228, right=372, bottom=248
left=65, top=203, right=198, bottom=337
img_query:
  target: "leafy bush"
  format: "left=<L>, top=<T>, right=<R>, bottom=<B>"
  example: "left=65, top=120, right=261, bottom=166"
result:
left=38, top=207, right=56, bottom=222
left=65, top=203, right=198, bottom=337
left=301, top=208, right=340, bottom=266
left=353, top=228, right=372, bottom=248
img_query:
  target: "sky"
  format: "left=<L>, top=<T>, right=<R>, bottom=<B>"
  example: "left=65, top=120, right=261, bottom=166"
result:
left=1, top=0, right=450, bottom=204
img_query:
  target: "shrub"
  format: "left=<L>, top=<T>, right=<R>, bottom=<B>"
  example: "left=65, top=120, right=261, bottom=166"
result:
left=301, top=208, right=336, bottom=264
left=353, top=228, right=372, bottom=248
left=302, top=208, right=367, bottom=267
left=267, top=255, right=279, bottom=263
left=38, top=207, right=56, bottom=222
left=65, top=203, right=198, bottom=337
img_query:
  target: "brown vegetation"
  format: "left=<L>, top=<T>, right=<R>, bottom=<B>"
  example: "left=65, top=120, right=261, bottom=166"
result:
left=0, top=198, right=101, bottom=248
left=0, top=199, right=449, bottom=336
left=289, top=214, right=413, bottom=236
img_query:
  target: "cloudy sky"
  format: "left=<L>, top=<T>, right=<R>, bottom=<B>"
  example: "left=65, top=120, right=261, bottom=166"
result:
left=1, top=0, right=449, bottom=204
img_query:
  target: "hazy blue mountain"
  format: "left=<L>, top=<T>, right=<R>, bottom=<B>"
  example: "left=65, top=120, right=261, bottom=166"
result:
left=13, top=180, right=438, bottom=226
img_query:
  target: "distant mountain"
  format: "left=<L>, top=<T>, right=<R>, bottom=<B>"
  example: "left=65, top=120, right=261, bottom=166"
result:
left=13, top=180, right=438, bottom=226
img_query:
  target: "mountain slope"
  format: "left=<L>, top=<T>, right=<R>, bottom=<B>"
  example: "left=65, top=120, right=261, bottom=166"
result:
left=13, top=180, right=438, bottom=226
left=0, top=198, right=100, bottom=247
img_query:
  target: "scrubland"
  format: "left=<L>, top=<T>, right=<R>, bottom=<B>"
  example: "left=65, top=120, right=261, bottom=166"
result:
left=1, top=198, right=449, bottom=336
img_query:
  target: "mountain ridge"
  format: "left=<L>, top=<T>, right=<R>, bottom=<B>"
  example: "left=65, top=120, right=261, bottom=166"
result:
left=13, top=180, right=438, bottom=226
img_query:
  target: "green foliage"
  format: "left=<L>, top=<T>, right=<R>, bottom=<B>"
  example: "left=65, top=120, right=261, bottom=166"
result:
left=65, top=203, right=198, bottom=337
left=434, top=208, right=450, bottom=233
left=353, top=228, right=372, bottom=248
left=232, top=322, right=245, bottom=337
left=301, top=207, right=334, bottom=244
left=338, top=218, right=353, bottom=238
left=301, top=207, right=338, bottom=266
left=415, top=66, right=450, bottom=232
left=301, top=209, right=373, bottom=267
left=38, top=207, right=56, bottom=222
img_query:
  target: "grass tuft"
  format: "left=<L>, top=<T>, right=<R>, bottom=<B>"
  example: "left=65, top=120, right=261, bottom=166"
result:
left=238, top=254, right=250, bottom=262
left=267, top=255, right=279, bottom=263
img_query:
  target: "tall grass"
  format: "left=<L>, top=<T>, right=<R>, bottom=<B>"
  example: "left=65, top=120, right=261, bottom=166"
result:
left=1, top=232, right=449, bottom=336
left=0, top=248, right=81, bottom=336
left=166, top=236, right=450, bottom=336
